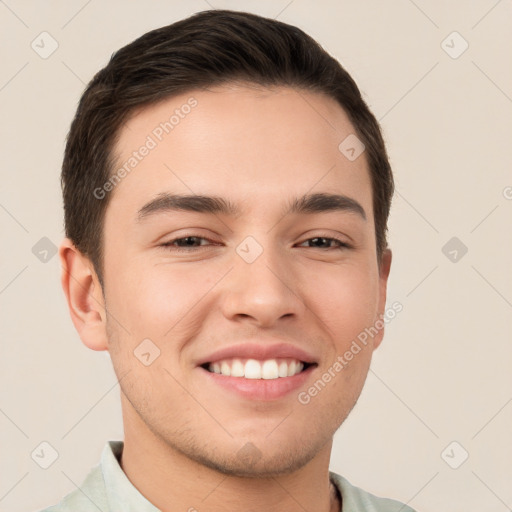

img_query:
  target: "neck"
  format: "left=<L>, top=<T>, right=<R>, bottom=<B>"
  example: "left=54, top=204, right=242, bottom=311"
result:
left=120, top=399, right=338, bottom=512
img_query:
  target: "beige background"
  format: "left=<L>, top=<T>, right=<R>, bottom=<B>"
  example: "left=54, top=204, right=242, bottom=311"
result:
left=1, top=1, right=511, bottom=511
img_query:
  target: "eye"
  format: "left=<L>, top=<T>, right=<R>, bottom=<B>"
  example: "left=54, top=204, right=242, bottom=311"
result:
left=161, top=236, right=217, bottom=252
left=160, top=235, right=351, bottom=253
left=297, top=236, right=350, bottom=250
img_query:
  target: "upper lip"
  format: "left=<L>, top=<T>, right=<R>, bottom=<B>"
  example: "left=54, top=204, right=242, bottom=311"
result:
left=196, top=342, right=318, bottom=366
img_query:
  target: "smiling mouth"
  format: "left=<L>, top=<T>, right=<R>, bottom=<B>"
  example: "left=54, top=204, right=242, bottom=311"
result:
left=201, top=358, right=315, bottom=380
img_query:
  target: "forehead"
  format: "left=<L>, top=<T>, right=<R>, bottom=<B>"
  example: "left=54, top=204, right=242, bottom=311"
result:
left=109, top=84, right=373, bottom=223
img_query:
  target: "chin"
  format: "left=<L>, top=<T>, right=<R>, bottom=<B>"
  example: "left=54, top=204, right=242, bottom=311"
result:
left=165, top=427, right=331, bottom=478
left=190, top=445, right=318, bottom=478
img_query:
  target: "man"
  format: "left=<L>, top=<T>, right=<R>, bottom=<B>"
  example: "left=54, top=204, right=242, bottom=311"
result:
left=44, top=8, right=415, bottom=512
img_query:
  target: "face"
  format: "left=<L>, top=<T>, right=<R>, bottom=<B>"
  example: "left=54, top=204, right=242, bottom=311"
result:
left=98, top=84, right=391, bottom=476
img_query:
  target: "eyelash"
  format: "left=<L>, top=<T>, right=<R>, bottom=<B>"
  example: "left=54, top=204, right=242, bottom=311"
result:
left=160, top=235, right=351, bottom=252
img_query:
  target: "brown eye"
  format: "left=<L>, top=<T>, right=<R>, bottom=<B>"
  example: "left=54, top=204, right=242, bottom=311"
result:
left=172, top=236, right=206, bottom=247
left=161, top=235, right=216, bottom=252
left=299, top=237, right=350, bottom=250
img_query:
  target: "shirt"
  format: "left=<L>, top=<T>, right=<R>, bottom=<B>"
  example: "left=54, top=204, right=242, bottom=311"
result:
left=39, top=441, right=417, bottom=512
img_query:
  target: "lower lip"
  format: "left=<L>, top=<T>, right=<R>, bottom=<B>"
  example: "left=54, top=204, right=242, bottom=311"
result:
left=199, top=365, right=316, bottom=401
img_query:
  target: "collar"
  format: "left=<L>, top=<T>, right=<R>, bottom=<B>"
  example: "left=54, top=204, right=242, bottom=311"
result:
left=101, top=441, right=160, bottom=512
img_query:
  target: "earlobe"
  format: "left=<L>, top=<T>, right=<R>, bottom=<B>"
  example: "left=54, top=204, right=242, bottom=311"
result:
left=59, top=238, right=109, bottom=351
left=373, top=248, right=393, bottom=350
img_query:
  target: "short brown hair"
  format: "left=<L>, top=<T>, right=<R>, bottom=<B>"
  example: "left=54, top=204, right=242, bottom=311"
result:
left=62, top=9, right=393, bottom=288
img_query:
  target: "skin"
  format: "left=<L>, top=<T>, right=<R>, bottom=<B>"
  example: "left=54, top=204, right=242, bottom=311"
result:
left=60, top=83, right=392, bottom=512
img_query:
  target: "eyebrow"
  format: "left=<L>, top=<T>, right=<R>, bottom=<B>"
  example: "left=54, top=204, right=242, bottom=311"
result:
left=136, top=192, right=366, bottom=222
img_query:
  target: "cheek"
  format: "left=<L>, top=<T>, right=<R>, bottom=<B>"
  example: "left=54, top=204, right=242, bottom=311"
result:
left=303, top=262, right=379, bottom=342
left=106, top=257, right=223, bottom=340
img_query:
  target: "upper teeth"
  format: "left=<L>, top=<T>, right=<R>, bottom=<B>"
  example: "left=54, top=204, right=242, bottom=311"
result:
left=208, top=358, right=304, bottom=379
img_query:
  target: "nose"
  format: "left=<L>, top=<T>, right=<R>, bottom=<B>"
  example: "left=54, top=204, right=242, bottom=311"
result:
left=219, top=244, right=306, bottom=328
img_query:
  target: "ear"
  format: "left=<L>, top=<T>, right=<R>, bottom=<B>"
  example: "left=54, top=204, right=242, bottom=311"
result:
left=373, top=247, right=392, bottom=350
left=59, top=237, right=108, bottom=351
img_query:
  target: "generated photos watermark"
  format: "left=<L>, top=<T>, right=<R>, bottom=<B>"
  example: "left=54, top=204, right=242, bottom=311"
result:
left=93, top=97, right=198, bottom=200
left=298, top=301, right=403, bottom=405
